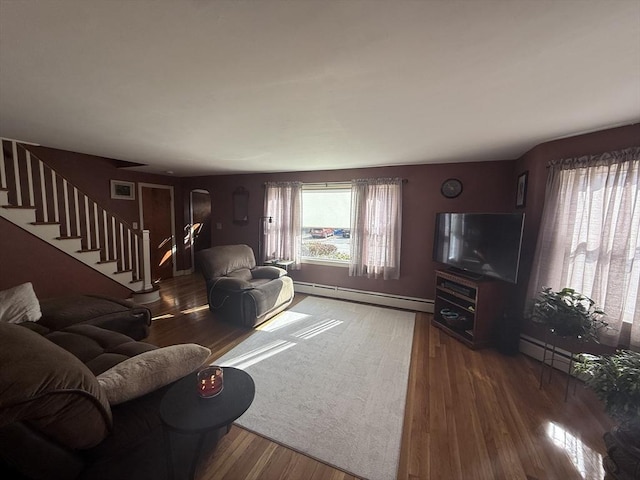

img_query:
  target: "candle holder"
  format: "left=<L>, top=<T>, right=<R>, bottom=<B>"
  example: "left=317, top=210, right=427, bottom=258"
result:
left=197, top=366, right=224, bottom=398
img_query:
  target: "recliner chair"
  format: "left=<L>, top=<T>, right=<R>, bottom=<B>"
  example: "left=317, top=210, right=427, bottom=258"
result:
left=196, top=244, right=294, bottom=328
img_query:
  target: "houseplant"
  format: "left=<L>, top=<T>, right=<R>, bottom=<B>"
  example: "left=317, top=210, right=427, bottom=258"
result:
left=575, top=350, right=640, bottom=479
left=531, top=287, right=607, bottom=342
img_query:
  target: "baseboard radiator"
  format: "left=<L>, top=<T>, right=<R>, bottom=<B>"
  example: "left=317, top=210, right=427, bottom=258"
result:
left=293, top=282, right=434, bottom=312
left=519, top=334, right=576, bottom=374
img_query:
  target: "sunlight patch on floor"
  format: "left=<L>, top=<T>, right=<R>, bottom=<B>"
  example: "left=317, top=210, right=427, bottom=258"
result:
left=216, top=340, right=297, bottom=369
left=180, top=304, right=209, bottom=315
left=258, top=311, right=311, bottom=332
left=292, top=319, right=343, bottom=340
left=152, top=313, right=174, bottom=321
left=546, top=422, right=604, bottom=479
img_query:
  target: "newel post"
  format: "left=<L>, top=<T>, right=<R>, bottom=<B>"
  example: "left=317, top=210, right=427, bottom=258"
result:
left=142, top=229, right=153, bottom=291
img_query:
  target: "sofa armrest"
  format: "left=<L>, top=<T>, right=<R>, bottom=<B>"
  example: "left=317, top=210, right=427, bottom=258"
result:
left=251, top=266, right=286, bottom=280
left=210, top=277, right=254, bottom=292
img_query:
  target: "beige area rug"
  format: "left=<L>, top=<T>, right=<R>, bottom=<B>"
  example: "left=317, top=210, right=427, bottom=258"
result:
left=214, top=296, right=415, bottom=480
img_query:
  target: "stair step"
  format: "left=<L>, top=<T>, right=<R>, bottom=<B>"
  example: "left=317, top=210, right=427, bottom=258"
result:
left=97, top=259, right=118, bottom=264
left=116, top=269, right=133, bottom=274
left=78, top=248, right=101, bottom=253
left=5, top=205, right=36, bottom=210
left=56, top=235, right=82, bottom=240
left=31, top=221, right=60, bottom=225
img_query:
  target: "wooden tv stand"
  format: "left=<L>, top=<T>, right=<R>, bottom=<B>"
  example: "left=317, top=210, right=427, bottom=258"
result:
left=432, top=269, right=506, bottom=349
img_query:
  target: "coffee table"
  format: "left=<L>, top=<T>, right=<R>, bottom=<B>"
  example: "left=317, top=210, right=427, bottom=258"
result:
left=160, top=367, right=255, bottom=480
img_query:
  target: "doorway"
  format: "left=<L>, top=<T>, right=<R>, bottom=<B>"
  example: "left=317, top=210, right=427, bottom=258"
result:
left=139, top=183, right=176, bottom=282
left=190, top=189, right=212, bottom=272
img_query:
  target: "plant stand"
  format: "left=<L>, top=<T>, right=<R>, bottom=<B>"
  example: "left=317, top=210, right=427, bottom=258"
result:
left=538, top=330, right=579, bottom=401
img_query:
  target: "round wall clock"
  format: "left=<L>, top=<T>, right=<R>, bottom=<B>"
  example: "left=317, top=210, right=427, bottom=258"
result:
left=441, top=178, right=463, bottom=198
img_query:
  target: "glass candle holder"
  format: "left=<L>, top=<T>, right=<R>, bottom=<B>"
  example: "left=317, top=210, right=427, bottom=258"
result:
left=197, top=366, right=224, bottom=398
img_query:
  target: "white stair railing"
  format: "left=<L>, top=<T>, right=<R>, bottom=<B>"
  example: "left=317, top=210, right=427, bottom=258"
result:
left=0, top=139, right=148, bottom=290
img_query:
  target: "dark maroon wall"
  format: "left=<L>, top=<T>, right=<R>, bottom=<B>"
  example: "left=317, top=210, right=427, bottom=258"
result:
left=183, top=160, right=516, bottom=299
left=5, top=123, right=636, bottom=304
left=0, top=217, right=131, bottom=298
left=513, top=123, right=640, bottom=340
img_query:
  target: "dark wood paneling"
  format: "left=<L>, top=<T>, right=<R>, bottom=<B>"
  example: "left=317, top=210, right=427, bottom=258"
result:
left=0, top=217, right=130, bottom=298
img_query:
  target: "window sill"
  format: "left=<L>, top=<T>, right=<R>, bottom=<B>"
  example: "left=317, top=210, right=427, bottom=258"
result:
left=300, top=258, right=349, bottom=268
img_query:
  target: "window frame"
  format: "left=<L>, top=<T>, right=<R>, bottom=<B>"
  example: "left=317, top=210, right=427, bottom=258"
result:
left=300, top=182, right=352, bottom=266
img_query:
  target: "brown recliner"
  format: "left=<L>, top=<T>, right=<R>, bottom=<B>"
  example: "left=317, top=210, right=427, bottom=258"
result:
left=196, top=244, right=294, bottom=328
left=0, top=322, right=215, bottom=480
left=0, top=323, right=166, bottom=480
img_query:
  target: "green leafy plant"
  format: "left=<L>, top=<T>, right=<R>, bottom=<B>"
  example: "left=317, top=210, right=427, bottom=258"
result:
left=531, top=287, right=607, bottom=342
left=574, top=350, right=640, bottom=432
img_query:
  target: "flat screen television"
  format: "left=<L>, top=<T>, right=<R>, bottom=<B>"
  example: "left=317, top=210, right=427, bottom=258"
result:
left=433, top=212, right=525, bottom=284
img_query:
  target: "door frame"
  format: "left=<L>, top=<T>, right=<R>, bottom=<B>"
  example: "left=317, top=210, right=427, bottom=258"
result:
left=190, top=189, right=211, bottom=274
left=138, top=182, right=177, bottom=278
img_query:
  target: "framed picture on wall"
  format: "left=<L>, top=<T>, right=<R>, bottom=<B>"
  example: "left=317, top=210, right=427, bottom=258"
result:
left=110, top=180, right=136, bottom=200
left=516, top=171, right=528, bottom=208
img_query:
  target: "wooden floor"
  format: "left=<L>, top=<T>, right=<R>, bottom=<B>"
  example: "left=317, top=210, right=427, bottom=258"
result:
left=147, top=274, right=613, bottom=480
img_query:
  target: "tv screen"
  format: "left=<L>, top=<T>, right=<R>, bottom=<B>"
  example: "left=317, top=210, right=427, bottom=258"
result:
left=433, top=213, right=525, bottom=284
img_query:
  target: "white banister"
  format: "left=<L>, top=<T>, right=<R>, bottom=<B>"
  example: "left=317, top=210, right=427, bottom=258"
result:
left=12, top=141, right=21, bottom=206
left=25, top=151, right=35, bottom=207
left=0, top=140, right=7, bottom=189
left=51, top=169, right=59, bottom=222
left=142, top=230, right=153, bottom=291
left=74, top=186, right=81, bottom=235
left=63, top=179, right=71, bottom=237
left=39, top=160, right=47, bottom=222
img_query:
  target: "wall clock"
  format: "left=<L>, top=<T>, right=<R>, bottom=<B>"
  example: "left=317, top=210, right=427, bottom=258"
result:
left=441, top=178, right=463, bottom=198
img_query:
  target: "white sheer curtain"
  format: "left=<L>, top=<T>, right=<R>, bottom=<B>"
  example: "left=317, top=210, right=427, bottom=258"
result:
left=528, top=147, right=640, bottom=349
left=349, top=177, right=403, bottom=279
left=263, top=181, right=302, bottom=269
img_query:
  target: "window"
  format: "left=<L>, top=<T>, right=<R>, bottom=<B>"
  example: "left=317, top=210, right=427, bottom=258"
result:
left=301, top=184, right=351, bottom=263
left=528, top=147, right=640, bottom=349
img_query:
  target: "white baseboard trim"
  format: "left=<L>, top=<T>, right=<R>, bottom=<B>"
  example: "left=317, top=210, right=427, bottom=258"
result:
left=293, top=281, right=434, bottom=312
left=519, top=334, right=576, bottom=374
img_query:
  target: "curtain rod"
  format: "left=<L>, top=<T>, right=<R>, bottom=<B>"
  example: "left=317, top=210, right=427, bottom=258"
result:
left=263, top=179, right=408, bottom=187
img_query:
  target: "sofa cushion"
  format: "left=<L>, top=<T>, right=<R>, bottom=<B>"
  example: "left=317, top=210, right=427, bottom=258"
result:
left=228, top=267, right=254, bottom=282
left=0, top=323, right=112, bottom=450
left=252, top=265, right=286, bottom=280
left=38, top=294, right=151, bottom=340
left=45, top=324, right=158, bottom=375
left=197, top=244, right=256, bottom=278
left=0, top=282, right=41, bottom=324
left=96, top=344, right=211, bottom=405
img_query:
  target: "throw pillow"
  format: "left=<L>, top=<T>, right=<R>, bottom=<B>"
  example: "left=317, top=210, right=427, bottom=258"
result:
left=0, top=282, right=42, bottom=324
left=96, top=343, right=211, bottom=405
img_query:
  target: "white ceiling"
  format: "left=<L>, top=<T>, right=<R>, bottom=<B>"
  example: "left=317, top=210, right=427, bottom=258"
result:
left=0, top=1, right=639, bottom=176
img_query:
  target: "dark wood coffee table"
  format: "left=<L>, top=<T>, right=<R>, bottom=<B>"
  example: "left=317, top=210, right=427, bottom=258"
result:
left=160, top=367, right=255, bottom=480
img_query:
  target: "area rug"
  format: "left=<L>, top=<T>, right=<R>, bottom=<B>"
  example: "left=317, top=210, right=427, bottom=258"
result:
left=213, top=296, right=415, bottom=480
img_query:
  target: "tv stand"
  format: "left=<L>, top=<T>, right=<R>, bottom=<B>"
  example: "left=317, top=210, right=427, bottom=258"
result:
left=446, top=267, right=485, bottom=281
left=432, top=270, right=506, bottom=349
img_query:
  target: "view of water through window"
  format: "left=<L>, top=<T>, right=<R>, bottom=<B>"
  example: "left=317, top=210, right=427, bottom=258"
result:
left=301, top=187, right=351, bottom=262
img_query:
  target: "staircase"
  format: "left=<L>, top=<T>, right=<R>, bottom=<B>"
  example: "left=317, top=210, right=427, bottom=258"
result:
left=0, top=138, right=157, bottom=301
